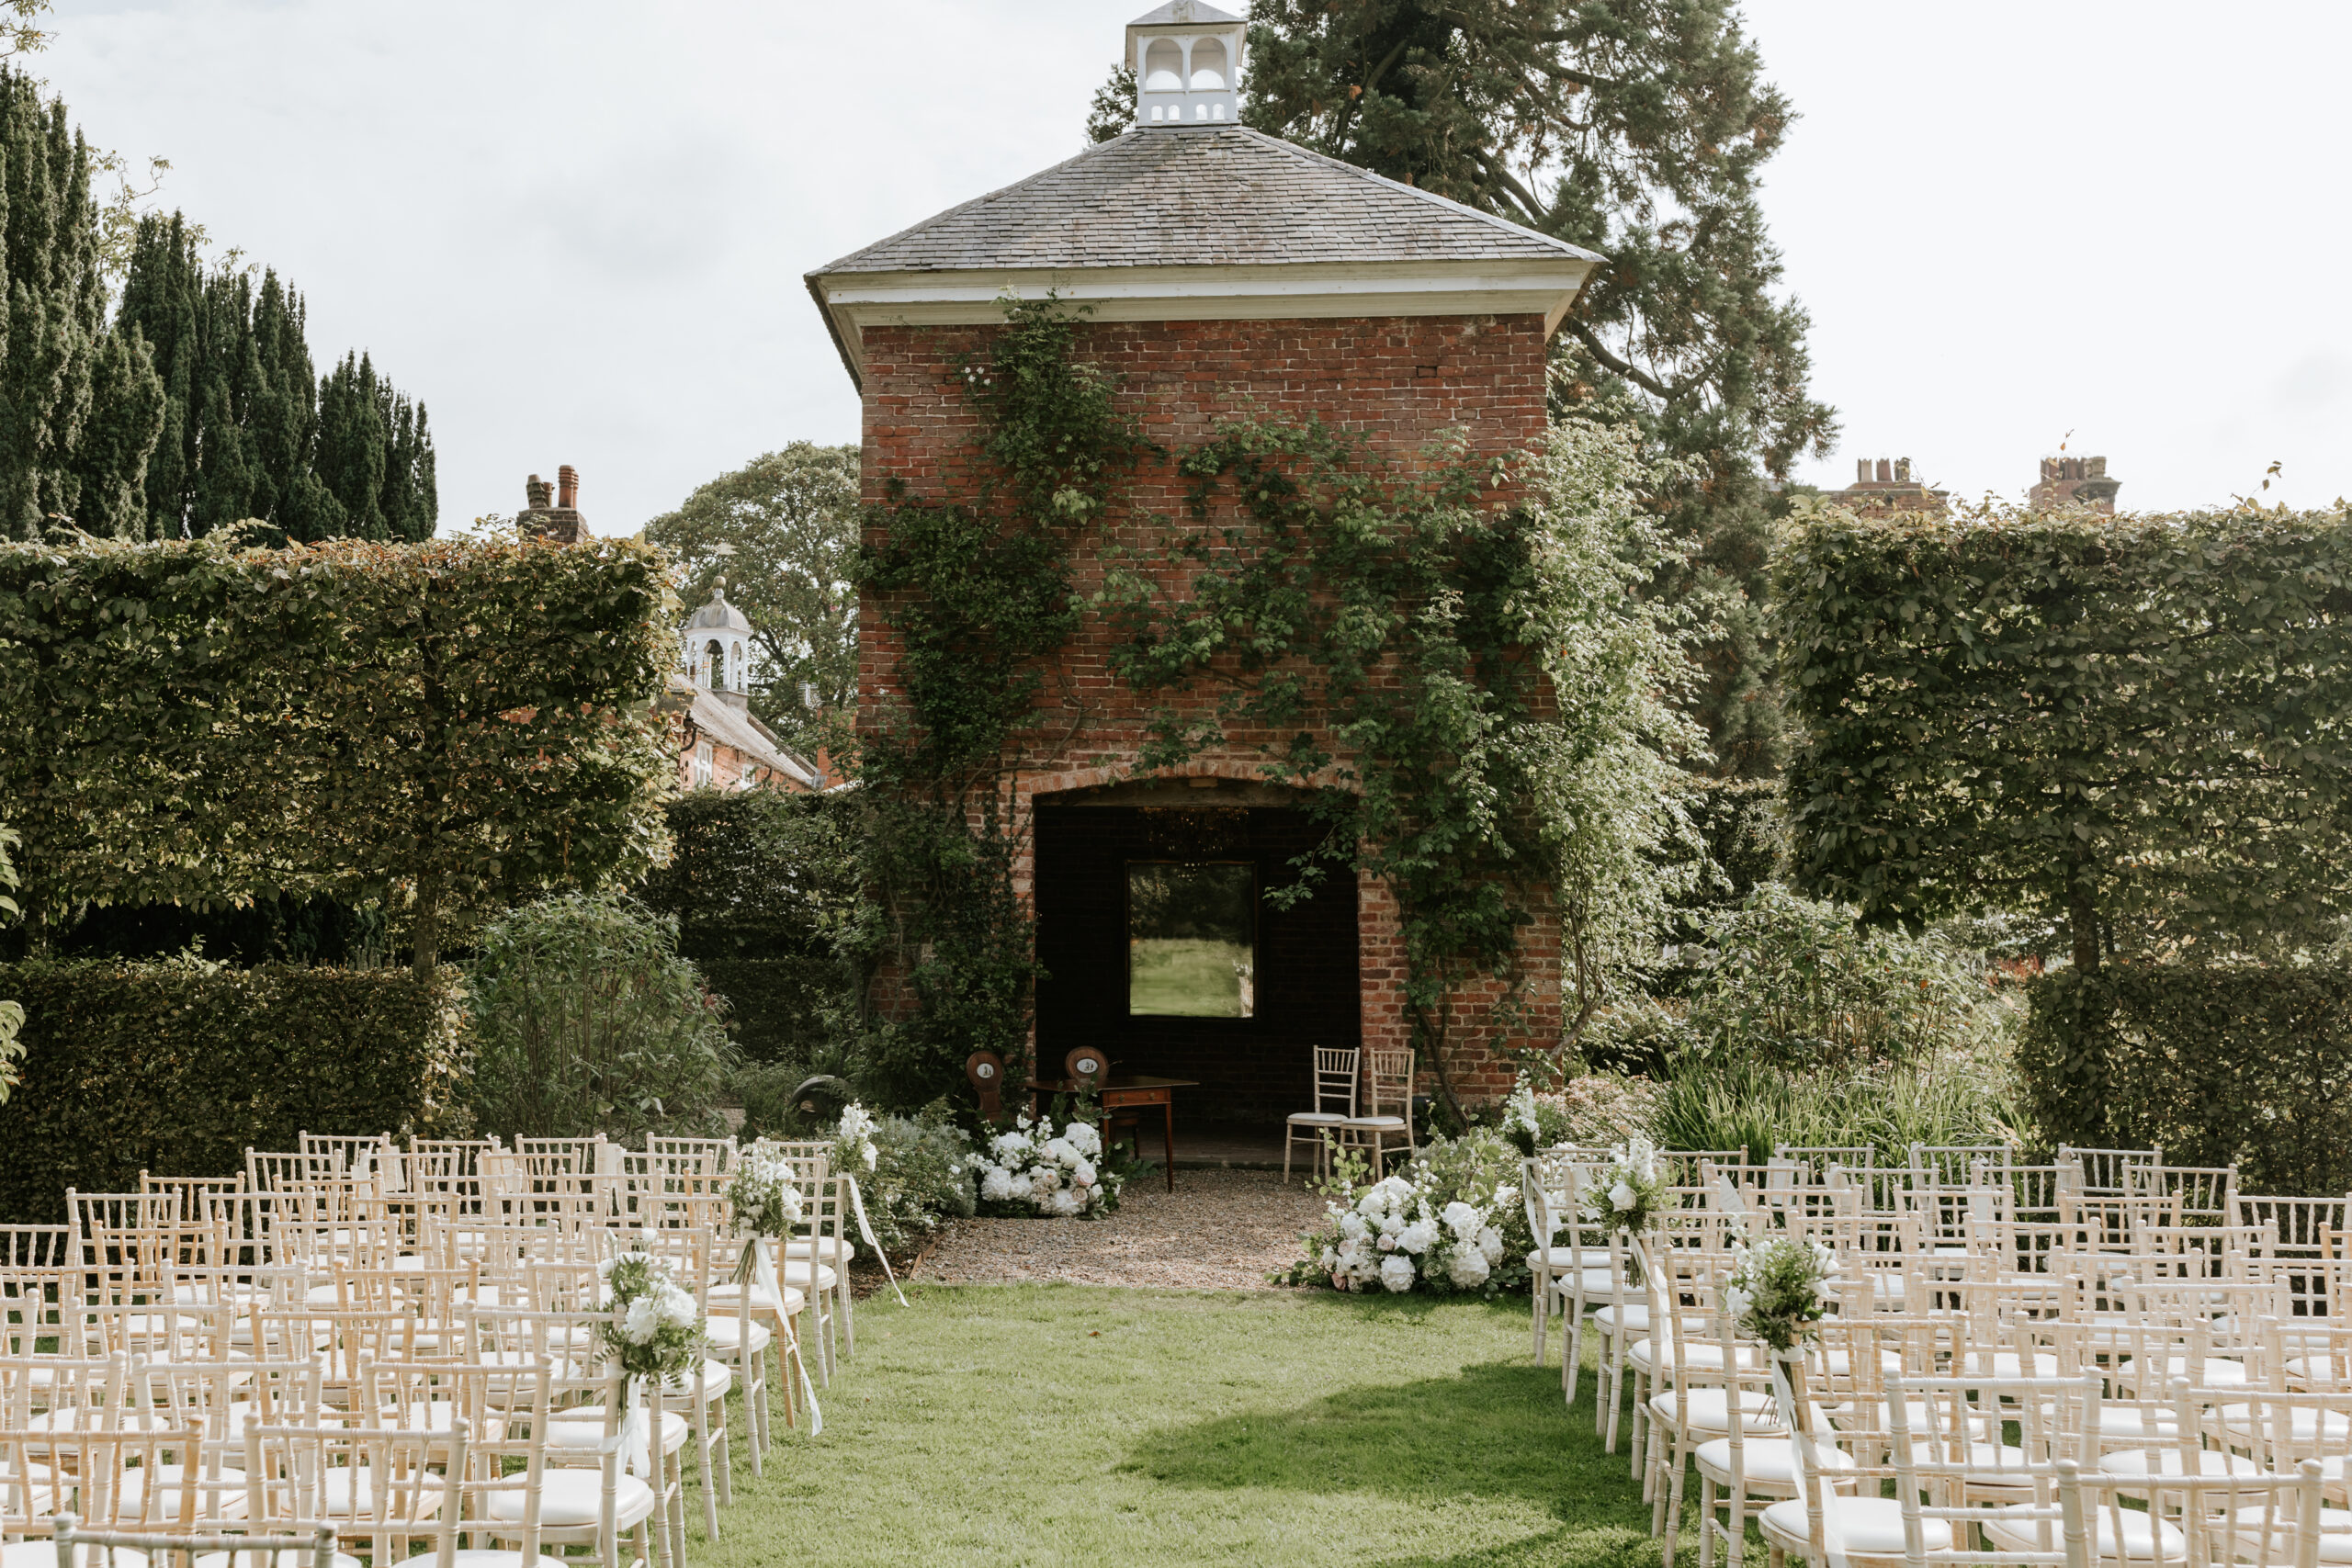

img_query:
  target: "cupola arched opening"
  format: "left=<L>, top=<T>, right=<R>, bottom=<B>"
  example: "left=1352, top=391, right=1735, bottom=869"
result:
left=1142, top=38, right=1182, bottom=91
left=1188, top=36, right=1227, bottom=89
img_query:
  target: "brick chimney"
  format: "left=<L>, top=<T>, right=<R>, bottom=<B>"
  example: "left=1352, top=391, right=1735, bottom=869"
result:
left=2029, top=454, right=2121, bottom=515
left=519, top=466, right=588, bottom=543
left=1830, top=455, right=1948, bottom=519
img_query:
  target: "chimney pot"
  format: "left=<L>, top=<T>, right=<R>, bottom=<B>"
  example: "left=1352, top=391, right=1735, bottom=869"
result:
left=525, top=473, right=551, bottom=510
left=1855, top=458, right=1871, bottom=483
left=557, top=465, right=579, bottom=510
left=1894, top=458, right=1912, bottom=483
left=1875, top=458, right=1893, bottom=483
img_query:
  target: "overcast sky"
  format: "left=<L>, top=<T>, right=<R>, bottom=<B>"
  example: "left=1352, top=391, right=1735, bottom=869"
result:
left=39, top=1, right=2352, bottom=531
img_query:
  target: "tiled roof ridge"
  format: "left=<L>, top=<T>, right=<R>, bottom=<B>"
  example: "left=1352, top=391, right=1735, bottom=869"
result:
left=807, top=125, right=1598, bottom=277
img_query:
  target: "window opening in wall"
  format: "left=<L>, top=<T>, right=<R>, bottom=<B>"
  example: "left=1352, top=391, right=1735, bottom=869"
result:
left=1188, top=37, right=1227, bottom=90
left=694, top=740, right=714, bottom=787
left=1127, top=860, right=1256, bottom=1018
left=1142, top=38, right=1182, bottom=91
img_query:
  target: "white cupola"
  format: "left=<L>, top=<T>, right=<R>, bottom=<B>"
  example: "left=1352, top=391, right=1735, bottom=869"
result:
left=1128, top=0, right=1245, bottom=128
left=681, top=578, right=757, bottom=710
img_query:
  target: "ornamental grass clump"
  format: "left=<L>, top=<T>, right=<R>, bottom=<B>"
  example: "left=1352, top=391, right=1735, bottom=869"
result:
left=974, top=1114, right=1122, bottom=1217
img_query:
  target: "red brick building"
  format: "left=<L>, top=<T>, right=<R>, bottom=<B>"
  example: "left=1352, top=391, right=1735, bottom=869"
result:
left=806, top=3, right=1600, bottom=1127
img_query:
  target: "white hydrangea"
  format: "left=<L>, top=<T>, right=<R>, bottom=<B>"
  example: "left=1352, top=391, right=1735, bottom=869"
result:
left=1440, top=1201, right=1483, bottom=1240
left=622, top=1293, right=662, bottom=1346
left=980, top=1167, right=1015, bottom=1202
left=1397, top=1218, right=1438, bottom=1256
left=1063, top=1121, right=1102, bottom=1157
left=1379, top=1255, right=1416, bottom=1293
left=1047, top=1188, right=1081, bottom=1217
left=1338, top=1211, right=1368, bottom=1242
left=1476, top=1226, right=1503, bottom=1264
left=1447, top=1247, right=1492, bottom=1289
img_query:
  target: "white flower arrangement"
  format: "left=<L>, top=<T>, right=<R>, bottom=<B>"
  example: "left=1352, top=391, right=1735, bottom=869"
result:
left=595, top=1238, right=706, bottom=1381
left=972, top=1113, right=1121, bottom=1218
left=1500, top=1075, right=1545, bottom=1156
left=724, top=1144, right=807, bottom=1282
left=1306, top=1166, right=1505, bottom=1294
left=1578, top=1134, right=1668, bottom=1236
left=836, top=1102, right=880, bottom=1172
left=1724, top=1230, right=1838, bottom=1351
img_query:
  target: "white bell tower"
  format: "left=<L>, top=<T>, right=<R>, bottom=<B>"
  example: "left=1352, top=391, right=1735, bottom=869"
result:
left=1128, top=1, right=1246, bottom=128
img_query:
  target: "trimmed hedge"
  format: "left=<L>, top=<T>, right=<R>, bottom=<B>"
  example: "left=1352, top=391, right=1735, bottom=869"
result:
left=2020, top=964, right=2352, bottom=1194
left=0, top=960, right=469, bottom=1222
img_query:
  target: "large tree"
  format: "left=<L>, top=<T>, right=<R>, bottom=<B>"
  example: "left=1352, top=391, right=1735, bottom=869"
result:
left=118, top=216, right=435, bottom=542
left=644, top=443, right=859, bottom=741
left=0, top=68, right=164, bottom=542
left=1091, top=0, right=1836, bottom=776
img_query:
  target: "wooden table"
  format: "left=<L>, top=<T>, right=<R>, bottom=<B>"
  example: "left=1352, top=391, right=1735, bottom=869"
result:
left=1024, top=1076, right=1197, bottom=1192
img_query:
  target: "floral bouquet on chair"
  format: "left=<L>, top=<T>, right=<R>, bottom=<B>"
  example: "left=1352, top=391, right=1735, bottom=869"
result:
left=595, top=1236, right=707, bottom=1477
left=1500, top=1076, right=1546, bottom=1157
left=724, top=1144, right=806, bottom=1284
left=1577, top=1134, right=1668, bottom=1236
left=1724, top=1232, right=1837, bottom=1352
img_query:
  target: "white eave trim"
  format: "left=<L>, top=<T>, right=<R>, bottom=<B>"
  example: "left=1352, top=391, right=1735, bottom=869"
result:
left=807, top=257, right=1595, bottom=390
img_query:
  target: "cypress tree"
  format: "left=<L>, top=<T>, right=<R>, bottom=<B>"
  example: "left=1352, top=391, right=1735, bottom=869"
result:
left=116, top=218, right=435, bottom=542
left=0, top=68, right=164, bottom=541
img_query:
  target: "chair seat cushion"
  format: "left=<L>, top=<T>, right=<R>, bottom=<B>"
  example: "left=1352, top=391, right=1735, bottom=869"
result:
left=6, top=1549, right=145, bottom=1568
left=707, top=1281, right=808, bottom=1316
left=1551, top=1269, right=1625, bottom=1298
left=98, top=1464, right=247, bottom=1520
left=1341, top=1116, right=1408, bottom=1131
left=2099, top=1446, right=2262, bottom=1478
left=2218, top=1404, right=2352, bottom=1441
left=1631, top=1339, right=1763, bottom=1374
left=1648, top=1388, right=1781, bottom=1432
left=2118, top=1354, right=2246, bottom=1387
left=1762, top=1496, right=1951, bottom=1556
left=782, top=1236, right=854, bottom=1266
left=481, top=1467, right=656, bottom=1529
left=1696, top=1435, right=1854, bottom=1486
left=1590, top=1304, right=1649, bottom=1333
left=1956, top=1350, right=2061, bottom=1379
left=1525, top=1248, right=1615, bottom=1273
left=660, top=1359, right=733, bottom=1400
left=1286, top=1113, right=1349, bottom=1126
left=1984, top=1503, right=2183, bottom=1559
left=548, top=1407, right=689, bottom=1453
left=446, top=1553, right=575, bottom=1568
left=195, top=1554, right=364, bottom=1568
left=701, top=1314, right=774, bottom=1355
left=319, top=1465, right=446, bottom=1516
left=2232, top=1505, right=2352, bottom=1562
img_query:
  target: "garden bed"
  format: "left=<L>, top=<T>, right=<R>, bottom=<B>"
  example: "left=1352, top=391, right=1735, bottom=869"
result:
left=910, top=1168, right=1323, bottom=1291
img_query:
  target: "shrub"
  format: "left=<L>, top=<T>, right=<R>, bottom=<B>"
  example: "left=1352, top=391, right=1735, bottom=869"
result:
left=1677, top=886, right=2002, bottom=1071
left=464, top=894, right=732, bottom=1143
left=638, top=790, right=869, bottom=1066
left=2020, top=964, right=2352, bottom=1195
left=828, top=1105, right=977, bottom=1254
left=0, top=957, right=468, bottom=1222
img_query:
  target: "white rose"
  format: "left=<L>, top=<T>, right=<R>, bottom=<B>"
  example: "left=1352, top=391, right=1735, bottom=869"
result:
left=1072, top=1157, right=1097, bottom=1186
left=1043, top=1137, right=1077, bottom=1168
left=1476, top=1226, right=1503, bottom=1264
left=1448, top=1248, right=1492, bottom=1289
left=659, top=1283, right=698, bottom=1329
left=1032, top=1164, right=1062, bottom=1193
left=1610, top=1180, right=1636, bottom=1213
left=1440, top=1201, right=1483, bottom=1240
left=1378, top=1232, right=1397, bottom=1251
left=1379, top=1256, right=1417, bottom=1294
left=622, top=1295, right=662, bottom=1346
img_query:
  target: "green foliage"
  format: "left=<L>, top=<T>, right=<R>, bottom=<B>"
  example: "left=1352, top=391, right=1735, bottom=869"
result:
left=1412, top=1129, right=1536, bottom=1295
left=0, top=67, right=165, bottom=542
left=2019, top=964, right=2352, bottom=1195
left=117, top=215, right=435, bottom=543
left=852, top=298, right=1150, bottom=1103
left=1103, top=414, right=1702, bottom=1111
left=1780, top=504, right=2352, bottom=969
left=829, top=1107, right=978, bottom=1253
left=1675, top=886, right=2006, bottom=1072
left=1102, top=0, right=1838, bottom=774
left=0, top=531, right=677, bottom=976
left=463, top=893, right=732, bottom=1144
left=639, top=789, right=870, bottom=1065
left=0, top=956, right=469, bottom=1222
left=1648, top=1048, right=2028, bottom=1169
left=0, top=823, right=20, bottom=1096
left=643, top=443, right=858, bottom=739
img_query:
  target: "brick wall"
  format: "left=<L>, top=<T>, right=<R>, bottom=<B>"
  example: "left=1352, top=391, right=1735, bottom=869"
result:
left=856, top=312, right=1562, bottom=1114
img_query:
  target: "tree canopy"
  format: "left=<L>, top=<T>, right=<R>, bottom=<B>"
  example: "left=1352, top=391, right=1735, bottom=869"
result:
left=1778, top=502, right=2352, bottom=972
left=644, top=443, right=859, bottom=740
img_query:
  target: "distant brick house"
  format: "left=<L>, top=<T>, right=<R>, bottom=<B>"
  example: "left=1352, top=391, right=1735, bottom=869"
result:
left=804, top=2, right=1601, bottom=1126
left=517, top=467, right=820, bottom=795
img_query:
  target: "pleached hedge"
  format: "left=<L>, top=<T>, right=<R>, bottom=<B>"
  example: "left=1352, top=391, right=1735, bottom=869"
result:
left=2019, top=963, right=2352, bottom=1195
left=0, top=960, right=469, bottom=1222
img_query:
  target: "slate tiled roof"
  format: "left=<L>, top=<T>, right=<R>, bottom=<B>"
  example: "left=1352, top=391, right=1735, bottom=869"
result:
left=1129, top=1, right=1244, bottom=21
left=809, top=126, right=1600, bottom=276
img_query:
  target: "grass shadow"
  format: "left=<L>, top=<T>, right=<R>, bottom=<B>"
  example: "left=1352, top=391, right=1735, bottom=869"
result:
left=1119, top=1355, right=1655, bottom=1530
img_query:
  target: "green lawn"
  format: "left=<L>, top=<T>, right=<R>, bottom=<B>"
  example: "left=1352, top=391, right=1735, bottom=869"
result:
left=688, top=1284, right=1657, bottom=1568
left=1129, top=937, right=1253, bottom=1016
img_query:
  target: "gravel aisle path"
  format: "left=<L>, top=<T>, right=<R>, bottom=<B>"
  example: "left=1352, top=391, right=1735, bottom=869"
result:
left=910, top=1168, right=1324, bottom=1291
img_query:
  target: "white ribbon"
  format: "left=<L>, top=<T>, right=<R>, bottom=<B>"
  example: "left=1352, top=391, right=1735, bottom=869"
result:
left=619, top=1373, right=651, bottom=1479
left=752, top=1237, right=823, bottom=1436
left=1769, top=1353, right=1849, bottom=1568
left=845, top=1178, right=908, bottom=1308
